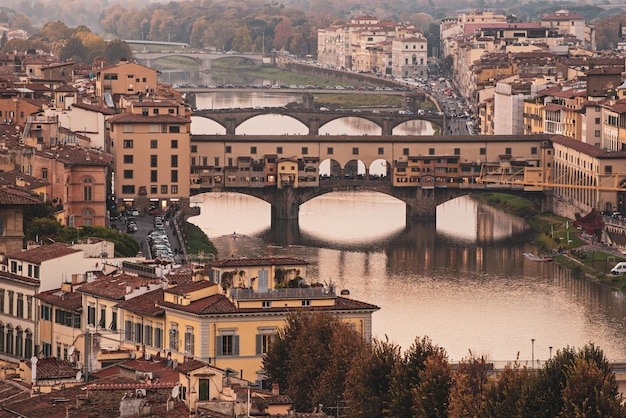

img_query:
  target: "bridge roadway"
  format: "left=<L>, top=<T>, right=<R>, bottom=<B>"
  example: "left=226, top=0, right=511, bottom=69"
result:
left=192, top=108, right=445, bottom=135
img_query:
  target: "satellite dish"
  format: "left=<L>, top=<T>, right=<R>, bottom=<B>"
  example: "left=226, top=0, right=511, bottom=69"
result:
left=68, top=346, right=75, bottom=356
left=171, top=385, right=179, bottom=399
left=76, top=371, right=82, bottom=382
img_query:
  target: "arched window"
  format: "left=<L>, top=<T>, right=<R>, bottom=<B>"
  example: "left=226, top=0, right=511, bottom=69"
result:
left=83, top=208, right=94, bottom=226
left=83, top=177, right=93, bottom=202
left=6, top=325, right=13, bottom=355
left=24, top=330, right=32, bottom=359
left=15, top=327, right=22, bottom=358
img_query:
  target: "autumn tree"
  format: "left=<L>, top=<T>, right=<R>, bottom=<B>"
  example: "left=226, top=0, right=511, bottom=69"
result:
left=263, top=311, right=366, bottom=413
left=59, top=37, right=87, bottom=62
left=273, top=19, right=294, bottom=51
left=412, top=349, right=452, bottom=418
left=105, top=40, right=133, bottom=64
left=387, top=336, right=447, bottom=418
left=447, top=351, right=491, bottom=417
left=344, top=337, right=401, bottom=418
left=482, top=359, right=530, bottom=417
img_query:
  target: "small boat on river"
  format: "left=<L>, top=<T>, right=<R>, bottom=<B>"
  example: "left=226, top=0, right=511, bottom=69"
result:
left=523, top=253, right=554, bottom=262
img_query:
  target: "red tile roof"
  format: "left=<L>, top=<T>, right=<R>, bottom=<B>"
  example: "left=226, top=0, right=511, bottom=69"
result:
left=7, top=242, right=81, bottom=264
left=166, top=279, right=216, bottom=295
left=32, top=357, right=80, bottom=380
left=35, top=288, right=83, bottom=311
left=107, top=113, right=188, bottom=124
left=114, top=288, right=164, bottom=316
left=0, top=185, right=41, bottom=205
left=76, top=273, right=162, bottom=300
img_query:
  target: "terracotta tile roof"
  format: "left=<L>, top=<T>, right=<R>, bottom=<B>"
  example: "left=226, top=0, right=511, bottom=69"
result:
left=7, top=242, right=81, bottom=264
left=93, top=357, right=181, bottom=385
left=586, top=67, right=622, bottom=75
left=0, top=185, right=41, bottom=205
left=0, top=170, right=49, bottom=189
left=0, top=379, right=31, bottom=406
left=72, top=101, right=114, bottom=114
left=35, top=288, right=82, bottom=311
left=550, top=134, right=607, bottom=158
left=114, top=288, right=164, bottom=316
left=542, top=10, right=584, bottom=20
left=174, top=358, right=213, bottom=374
left=54, top=84, right=76, bottom=92
left=32, top=357, right=80, bottom=380
left=36, top=146, right=113, bottom=167
left=543, top=103, right=565, bottom=112
left=160, top=293, right=237, bottom=315
left=107, top=113, right=188, bottom=124
left=164, top=272, right=194, bottom=286
left=166, top=280, right=216, bottom=295
left=76, top=273, right=162, bottom=300
left=0, top=271, right=39, bottom=285
left=210, top=257, right=309, bottom=268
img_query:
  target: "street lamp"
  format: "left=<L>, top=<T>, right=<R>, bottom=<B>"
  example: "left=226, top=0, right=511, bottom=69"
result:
left=531, top=338, right=535, bottom=369
left=549, top=346, right=553, bottom=359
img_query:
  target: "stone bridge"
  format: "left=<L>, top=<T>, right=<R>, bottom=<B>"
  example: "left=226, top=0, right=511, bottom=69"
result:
left=134, top=52, right=265, bottom=72
left=205, top=179, right=546, bottom=222
left=192, top=108, right=445, bottom=135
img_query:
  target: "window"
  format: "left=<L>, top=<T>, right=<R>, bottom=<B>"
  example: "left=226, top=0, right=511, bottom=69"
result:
left=171, top=139, right=178, bottom=149
left=169, top=323, right=179, bottom=350
left=531, top=147, right=538, bottom=155
left=505, top=147, right=512, bottom=155
left=171, top=185, right=178, bottom=194
left=24, top=331, right=32, bottom=359
left=191, top=145, right=197, bottom=153
left=184, top=327, right=195, bottom=355
left=42, top=168, right=48, bottom=179
left=225, top=146, right=232, bottom=153
left=125, top=319, right=133, bottom=341
left=145, top=322, right=153, bottom=346
left=403, top=148, right=409, bottom=156
left=302, top=300, right=310, bottom=306
left=7, top=291, right=13, bottom=316
left=151, top=170, right=158, bottom=182
left=277, top=147, right=283, bottom=154
left=150, top=140, right=157, bottom=149
left=378, top=147, right=384, bottom=155
left=122, top=185, right=135, bottom=194
left=169, top=126, right=180, bottom=133
left=429, top=148, right=435, bottom=155
left=0, top=324, right=3, bottom=352
left=256, top=330, right=275, bottom=355
left=87, top=304, right=95, bottom=326
left=16, top=294, right=23, bottom=318
left=327, top=147, right=333, bottom=155
left=41, top=305, right=51, bottom=321
left=302, top=147, right=308, bottom=154
left=99, top=307, right=106, bottom=328
left=0, top=290, right=3, bottom=313
left=161, top=185, right=168, bottom=194
left=595, top=117, right=601, bottom=124
left=454, top=148, right=460, bottom=155
left=110, top=310, right=117, bottom=331
left=134, top=321, right=143, bottom=343
left=262, top=301, right=271, bottom=308
left=154, top=325, right=163, bottom=349
left=153, top=108, right=159, bottom=114
left=123, top=155, right=133, bottom=163
left=151, top=155, right=157, bottom=167
left=150, top=185, right=157, bottom=194
left=214, top=157, right=219, bottom=166
left=352, top=147, right=359, bottom=155
left=171, top=170, right=178, bottom=183
left=123, top=140, right=133, bottom=148
left=251, top=146, right=257, bottom=154
left=480, top=148, right=486, bottom=155
left=216, top=333, right=239, bottom=356
left=26, top=296, right=32, bottom=320
left=15, top=328, right=22, bottom=357
left=123, top=170, right=133, bottom=179
left=605, top=166, right=612, bottom=174
left=171, top=155, right=178, bottom=167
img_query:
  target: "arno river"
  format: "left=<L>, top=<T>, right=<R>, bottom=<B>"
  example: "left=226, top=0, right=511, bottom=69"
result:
left=187, top=90, right=626, bottom=365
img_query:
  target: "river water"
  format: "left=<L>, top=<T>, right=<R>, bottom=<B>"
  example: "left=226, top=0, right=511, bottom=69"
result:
left=187, top=91, right=626, bottom=365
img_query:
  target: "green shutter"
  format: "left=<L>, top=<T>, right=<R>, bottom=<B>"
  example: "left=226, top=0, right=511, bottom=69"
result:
left=234, top=335, right=239, bottom=356
left=256, top=334, right=262, bottom=355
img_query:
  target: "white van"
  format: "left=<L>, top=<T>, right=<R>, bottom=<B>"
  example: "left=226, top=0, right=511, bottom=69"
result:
left=610, top=262, right=626, bottom=275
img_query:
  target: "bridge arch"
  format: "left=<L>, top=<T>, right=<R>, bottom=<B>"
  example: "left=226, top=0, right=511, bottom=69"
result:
left=392, top=119, right=436, bottom=135
left=236, top=114, right=308, bottom=135
left=319, top=116, right=381, bottom=135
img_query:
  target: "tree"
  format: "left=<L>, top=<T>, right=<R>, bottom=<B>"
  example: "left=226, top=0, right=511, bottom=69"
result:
left=59, top=37, right=87, bottom=62
left=273, top=19, right=293, bottom=51
left=447, top=351, right=491, bottom=417
left=412, top=350, right=452, bottom=418
left=344, top=337, right=401, bottom=418
left=263, top=311, right=366, bottom=413
left=232, top=26, right=253, bottom=52
left=482, top=359, right=530, bottom=417
left=105, top=40, right=133, bottom=64
left=387, top=336, right=446, bottom=418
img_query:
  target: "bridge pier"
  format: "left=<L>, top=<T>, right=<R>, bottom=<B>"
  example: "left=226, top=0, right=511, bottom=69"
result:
left=405, top=188, right=437, bottom=219
left=270, top=187, right=301, bottom=221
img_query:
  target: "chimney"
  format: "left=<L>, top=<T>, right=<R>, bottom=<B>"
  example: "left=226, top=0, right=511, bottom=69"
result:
left=272, top=383, right=280, bottom=395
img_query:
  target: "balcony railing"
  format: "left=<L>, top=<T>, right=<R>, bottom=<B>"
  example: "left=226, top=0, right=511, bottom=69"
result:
left=230, top=287, right=335, bottom=300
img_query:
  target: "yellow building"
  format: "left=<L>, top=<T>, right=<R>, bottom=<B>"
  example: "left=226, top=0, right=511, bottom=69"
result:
left=206, top=257, right=309, bottom=291
left=95, top=60, right=158, bottom=105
